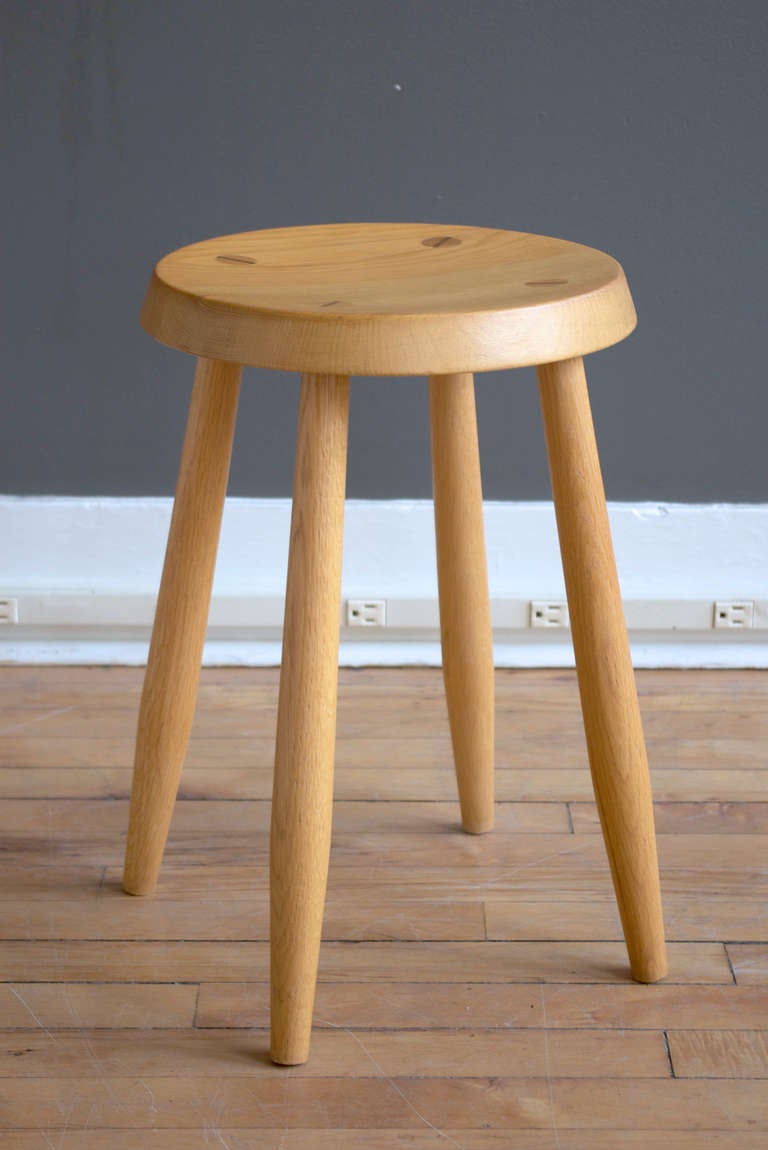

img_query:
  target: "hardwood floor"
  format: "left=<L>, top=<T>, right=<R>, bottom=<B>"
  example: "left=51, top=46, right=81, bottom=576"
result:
left=0, top=665, right=766, bottom=1147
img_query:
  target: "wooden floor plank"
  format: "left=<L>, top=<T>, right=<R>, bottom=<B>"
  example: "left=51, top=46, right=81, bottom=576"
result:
left=549, top=1079, right=768, bottom=1130
left=5, top=765, right=768, bottom=801
left=0, top=983, right=197, bottom=1029
left=727, top=945, right=768, bottom=985
left=0, top=797, right=570, bottom=836
left=485, top=896, right=768, bottom=941
left=5, top=732, right=766, bottom=773
left=93, top=861, right=764, bottom=907
left=0, top=940, right=731, bottom=984
left=572, top=800, right=768, bottom=835
left=0, top=1076, right=459, bottom=1130
left=196, top=981, right=548, bottom=1029
left=12, top=1075, right=753, bottom=1131
left=0, top=1027, right=669, bottom=1079
left=1, top=699, right=768, bottom=745
left=0, top=1131, right=764, bottom=1149
left=668, top=1029, right=768, bottom=1078
left=92, top=860, right=760, bottom=901
left=196, top=981, right=768, bottom=1032
left=541, top=984, right=768, bottom=1030
left=2, top=893, right=764, bottom=944
left=0, top=896, right=486, bottom=942
left=1, top=830, right=763, bottom=896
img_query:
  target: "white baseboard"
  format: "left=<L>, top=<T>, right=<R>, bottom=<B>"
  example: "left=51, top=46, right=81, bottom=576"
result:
left=2, top=497, right=767, bottom=667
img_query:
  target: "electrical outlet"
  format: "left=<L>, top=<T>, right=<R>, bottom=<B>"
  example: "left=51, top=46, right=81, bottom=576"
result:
left=530, top=600, right=569, bottom=629
left=0, top=598, right=19, bottom=624
left=713, top=601, right=754, bottom=629
left=346, top=599, right=386, bottom=627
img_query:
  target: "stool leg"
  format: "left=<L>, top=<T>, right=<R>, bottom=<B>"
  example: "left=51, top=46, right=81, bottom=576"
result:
left=537, top=356, right=667, bottom=983
left=270, top=373, right=349, bottom=1065
left=429, top=373, right=495, bottom=834
left=123, top=358, right=241, bottom=896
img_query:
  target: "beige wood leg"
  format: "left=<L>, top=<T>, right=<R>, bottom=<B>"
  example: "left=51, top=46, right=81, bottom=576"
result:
left=270, top=373, right=350, bottom=1065
left=123, top=358, right=241, bottom=896
left=537, top=356, right=667, bottom=983
left=429, top=373, right=495, bottom=834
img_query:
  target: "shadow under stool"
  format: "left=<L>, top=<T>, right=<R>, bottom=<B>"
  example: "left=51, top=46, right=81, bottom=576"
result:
left=122, top=222, right=667, bottom=1065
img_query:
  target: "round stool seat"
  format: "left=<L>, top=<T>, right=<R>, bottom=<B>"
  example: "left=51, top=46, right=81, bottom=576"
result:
left=142, top=222, right=636, bottom=375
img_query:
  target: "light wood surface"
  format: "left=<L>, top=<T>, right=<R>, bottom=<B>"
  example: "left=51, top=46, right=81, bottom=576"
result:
left=270, top=373, right=350, bottom=1065
left=122, top=358, right=240, bottom=895
left=668, top=1029, right=768, bottom=1078
left=429, top=372, right=494, bottom=833
left=538, top=357, right=667, bottom=983
left=7, top=887, right=764, bottom=942
left=2, top=665, right=767, bottom=1144
left=141, top=222, right=637, bottom=374
left=0, top=939, right=730, bottom=985
left=8, top=765, right=768, bottom=802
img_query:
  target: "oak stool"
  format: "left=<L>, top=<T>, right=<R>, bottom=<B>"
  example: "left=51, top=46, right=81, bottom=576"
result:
left=123, top=223, right=667, bottom=1065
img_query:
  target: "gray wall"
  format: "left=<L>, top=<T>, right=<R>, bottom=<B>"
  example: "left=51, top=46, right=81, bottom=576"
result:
left=2, top=0, right=766, bottom=501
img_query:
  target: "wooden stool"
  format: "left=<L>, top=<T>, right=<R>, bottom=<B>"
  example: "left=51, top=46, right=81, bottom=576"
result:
left=122, top=223, right=667, bottom=1065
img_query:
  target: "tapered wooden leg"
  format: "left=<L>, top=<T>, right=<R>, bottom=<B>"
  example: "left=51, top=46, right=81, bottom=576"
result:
left=270, top=373, right=350, bottom=1065
left=429, top=373, right=495, bottom=834
left=537, top=356, right=667, bottom=983
left=123, top=358, right=241, bottom=896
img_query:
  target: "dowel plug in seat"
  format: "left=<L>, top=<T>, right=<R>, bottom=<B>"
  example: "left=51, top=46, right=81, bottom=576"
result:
left=123, top=223, right=667, bottom=1066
